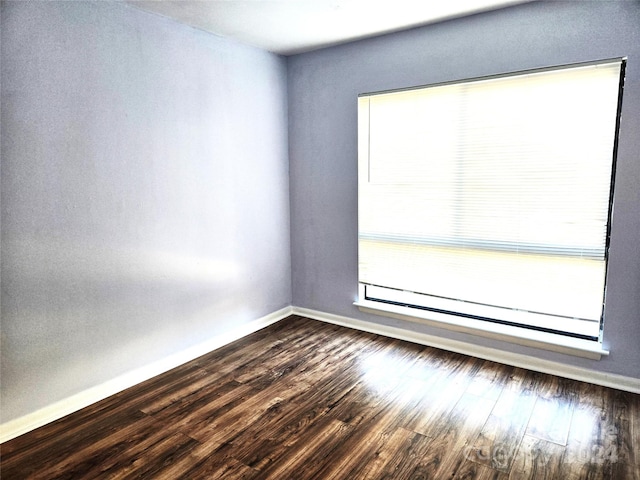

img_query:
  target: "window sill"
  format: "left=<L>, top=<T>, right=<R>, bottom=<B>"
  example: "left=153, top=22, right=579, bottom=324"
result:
left=354, top=299, right=608, bottom=360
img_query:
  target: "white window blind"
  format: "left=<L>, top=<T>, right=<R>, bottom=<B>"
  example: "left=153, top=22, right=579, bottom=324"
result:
left=358, top=60, right=624, bottom=340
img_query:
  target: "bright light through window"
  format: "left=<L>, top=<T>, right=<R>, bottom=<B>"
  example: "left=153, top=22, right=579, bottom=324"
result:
left=358, top=59, right=625, bottom=340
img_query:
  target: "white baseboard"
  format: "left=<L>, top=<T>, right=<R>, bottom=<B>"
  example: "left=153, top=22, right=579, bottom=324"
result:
left=292, top=306, right=640, bottom=395
left=0, top=306, right=293, bottom=444
left=3, top=304, right=637, bottom=444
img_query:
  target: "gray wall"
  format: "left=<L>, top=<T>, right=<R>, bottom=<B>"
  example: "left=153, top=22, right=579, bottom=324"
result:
left=2, top=0, right=639, bottom=427
left=288, top=1, right=640, bottom=379
left=1, top=1, right=291, bottom=422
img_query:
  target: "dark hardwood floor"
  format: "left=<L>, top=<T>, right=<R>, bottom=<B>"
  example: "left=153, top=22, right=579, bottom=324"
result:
left=2, top=315, right=639, bottom=479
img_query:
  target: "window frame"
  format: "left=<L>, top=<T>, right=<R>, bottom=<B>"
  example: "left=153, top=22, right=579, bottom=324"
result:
left=356, top=58, right=626, bottom=356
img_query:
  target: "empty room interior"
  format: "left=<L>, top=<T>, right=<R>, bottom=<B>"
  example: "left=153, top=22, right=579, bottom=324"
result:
left=1, top=0, right=639, bottom=478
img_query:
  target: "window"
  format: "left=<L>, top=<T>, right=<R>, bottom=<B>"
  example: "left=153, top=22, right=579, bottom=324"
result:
left=357, top=59, right=625, bottom=344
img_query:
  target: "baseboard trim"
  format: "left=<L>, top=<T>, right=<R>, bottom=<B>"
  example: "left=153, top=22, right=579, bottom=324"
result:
left=0, top=306, right=293, bottom=444
left=4, top=304, right=637, bottom=444
left=292, top=306, right=640, bottom=394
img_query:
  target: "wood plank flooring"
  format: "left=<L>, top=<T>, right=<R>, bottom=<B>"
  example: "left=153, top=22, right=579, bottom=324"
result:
left=2, top=315, right=639, bottom=479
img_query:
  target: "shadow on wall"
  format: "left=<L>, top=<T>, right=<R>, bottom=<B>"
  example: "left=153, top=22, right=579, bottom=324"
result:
left=0, top=236, right=247, bottom=422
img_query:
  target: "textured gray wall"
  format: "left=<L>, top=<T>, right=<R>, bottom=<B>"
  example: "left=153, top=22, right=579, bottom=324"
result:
left=288, top=1, right=640, bottom=378
left=1, top=1, right=291, bottom=422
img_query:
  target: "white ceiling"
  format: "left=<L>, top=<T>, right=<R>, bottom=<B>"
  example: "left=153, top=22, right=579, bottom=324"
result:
left=125, top=0, right=531, bottom=56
